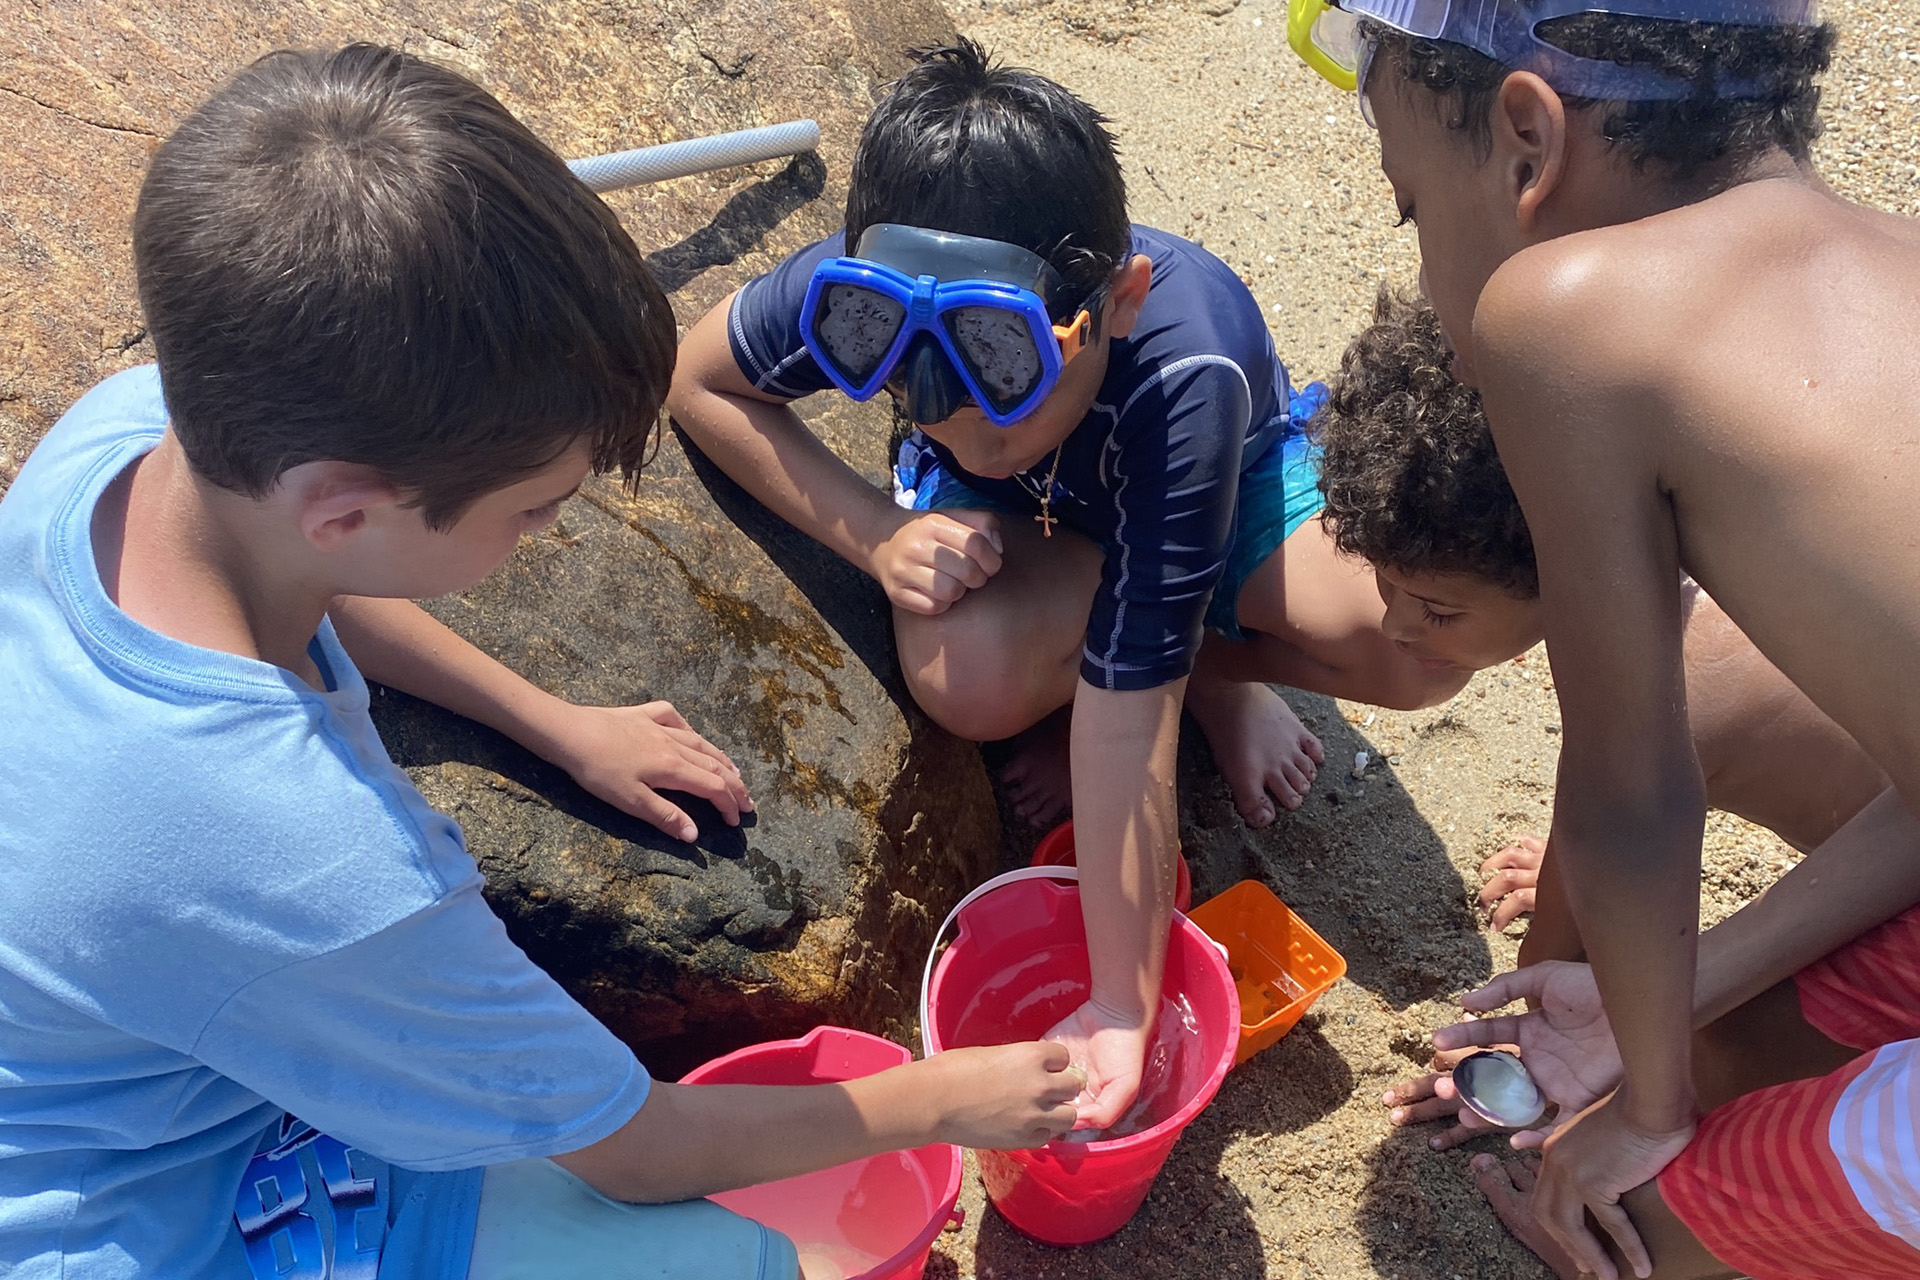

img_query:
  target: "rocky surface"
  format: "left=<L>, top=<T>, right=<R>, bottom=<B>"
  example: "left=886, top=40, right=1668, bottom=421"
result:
left=1, top=0, right=999, bottom=1076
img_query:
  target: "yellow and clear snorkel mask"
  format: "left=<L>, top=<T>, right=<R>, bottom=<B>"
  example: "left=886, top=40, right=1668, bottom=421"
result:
left=1288, top=0, right=1822, bottom=114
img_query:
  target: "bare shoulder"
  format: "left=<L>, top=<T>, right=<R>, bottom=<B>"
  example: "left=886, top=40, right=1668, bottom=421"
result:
left=1476, top=181, right=1920, bottom=414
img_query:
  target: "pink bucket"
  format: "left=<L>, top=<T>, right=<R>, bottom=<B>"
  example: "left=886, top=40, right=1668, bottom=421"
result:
left=680, top=1027, right=964, bottom=1280
left=920, top=868, right=1239, bottom=1245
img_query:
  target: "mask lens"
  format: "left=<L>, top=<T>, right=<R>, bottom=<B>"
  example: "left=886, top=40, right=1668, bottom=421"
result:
left=811, top=284, right=906, bottom=384
left=1312, top=6, right=1366, bottom=74
left=943, top=306, right=1045, bottom=413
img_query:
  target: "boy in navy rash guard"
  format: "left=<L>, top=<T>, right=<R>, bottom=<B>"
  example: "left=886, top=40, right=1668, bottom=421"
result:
left=669, top=40, right=1464, bottom=1131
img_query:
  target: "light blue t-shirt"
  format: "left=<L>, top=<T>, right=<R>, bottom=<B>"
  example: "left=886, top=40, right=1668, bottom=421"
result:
left=0, top=368, right=652, bottom=1278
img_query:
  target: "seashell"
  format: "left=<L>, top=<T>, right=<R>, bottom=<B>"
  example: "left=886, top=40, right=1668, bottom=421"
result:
left=1452, top=1049, right=1546, bottom=1129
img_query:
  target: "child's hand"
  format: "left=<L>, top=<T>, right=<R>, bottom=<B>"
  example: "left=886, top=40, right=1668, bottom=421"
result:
left=538, top=700, right=753, bottom=843
left=1041, top=998, right=1153, bottom=1131
left=922, top=1041, right=1082, bottom=1149
left=1432, top=961, right=1623, bottom=1149
left=871, top=510, right=1004, bottom=615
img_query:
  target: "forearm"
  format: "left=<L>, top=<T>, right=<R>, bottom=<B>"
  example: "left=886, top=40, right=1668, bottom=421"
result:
left=669, top=384, right=904, bottom=575
left=1069, top=679, right=1184, bottom=1020
left=558, top=1067, right=940, bottom=1204
left=1554, top=771, right=1706, bottom=1130
left=329, top=596, right=570, bottom=759
left=1694, top=786, right=1920, bottom=1026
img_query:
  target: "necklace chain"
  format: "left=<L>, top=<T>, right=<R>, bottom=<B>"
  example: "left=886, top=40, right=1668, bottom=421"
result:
left=1028, top=444, right=1066, bottom=538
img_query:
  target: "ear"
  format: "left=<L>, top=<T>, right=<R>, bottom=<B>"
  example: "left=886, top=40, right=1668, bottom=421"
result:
left=282, top=460, right=407, bottom=553
left=1102, top=254, right=1154, bottom=341
left=1490, top=72, right=1570, bottom=237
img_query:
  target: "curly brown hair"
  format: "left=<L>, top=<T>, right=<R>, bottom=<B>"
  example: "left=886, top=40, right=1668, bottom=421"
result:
left=1314, top=289, right=1538, bottom=596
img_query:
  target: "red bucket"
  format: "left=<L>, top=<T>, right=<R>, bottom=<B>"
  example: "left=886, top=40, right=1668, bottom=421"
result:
left=681, top=1027, right=963, bottom=1280
left=1031, top=820, right=1193, bottom=914
left=920, top=869, right=1238, bottom=1245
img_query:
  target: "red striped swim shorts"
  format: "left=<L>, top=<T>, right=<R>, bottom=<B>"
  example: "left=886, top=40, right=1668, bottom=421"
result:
left=1657, top=905, right=1920, bottom=1279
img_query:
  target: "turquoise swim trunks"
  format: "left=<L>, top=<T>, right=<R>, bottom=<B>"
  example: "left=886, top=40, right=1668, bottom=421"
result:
left=466, top=1158, right=799, bottom=1280
left=894, top=382, right=1327, bottom=647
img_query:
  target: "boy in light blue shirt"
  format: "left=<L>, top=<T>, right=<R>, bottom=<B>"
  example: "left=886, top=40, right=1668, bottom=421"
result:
left=0, top=44, right=1080, bottom=1280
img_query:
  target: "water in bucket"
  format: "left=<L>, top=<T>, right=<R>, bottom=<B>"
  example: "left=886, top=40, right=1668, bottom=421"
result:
left=1059, top=992, right=1201, bottom=1142
left=923, top=873, right=1238, bottom=1245
left=711, top=1150, right=934, bottom=1280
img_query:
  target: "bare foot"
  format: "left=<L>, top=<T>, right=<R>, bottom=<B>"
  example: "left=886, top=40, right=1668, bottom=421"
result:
left=1479, top=834, right=1546, bottom=930
left=998, top=707, right=1074, bottom=828
left=1471, top=1154, right=1586, bottom=1280
left=1185, top=677, right=1323, bottom=827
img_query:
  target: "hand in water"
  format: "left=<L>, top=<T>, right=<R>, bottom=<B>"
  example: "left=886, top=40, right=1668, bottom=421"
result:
left=1042, top=998, right=1154, bottom=1131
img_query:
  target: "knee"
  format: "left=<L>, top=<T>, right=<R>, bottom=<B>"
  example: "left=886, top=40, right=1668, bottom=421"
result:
left=897, top=615, right=1054, bottom=743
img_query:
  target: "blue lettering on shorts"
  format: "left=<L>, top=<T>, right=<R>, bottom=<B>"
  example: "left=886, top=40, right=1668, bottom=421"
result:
left=235, top=1116, right=387, bottom=1280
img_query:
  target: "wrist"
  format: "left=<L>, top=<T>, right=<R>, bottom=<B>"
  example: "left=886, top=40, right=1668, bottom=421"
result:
left=1616, top=1078, right=1699, bottom=1136
left=496, top=686, right=579, bottom=766
left=859, top=503, right=913, bottom=578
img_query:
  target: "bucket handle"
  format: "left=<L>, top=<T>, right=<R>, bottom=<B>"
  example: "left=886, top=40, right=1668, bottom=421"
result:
left=916, top=865, right=1227, bottom=1058
left=918, top=864, right=1082, bottom=1058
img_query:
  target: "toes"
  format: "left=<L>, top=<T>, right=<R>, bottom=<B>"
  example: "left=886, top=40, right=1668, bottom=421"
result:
left=1278, top=759, right=1313, bottom=803
left=1470, top=1154, right=1520, bottom=1204
left=1299, top=730, right=1326, bottom=766
left=1233, top=783, right=1278, bottom=829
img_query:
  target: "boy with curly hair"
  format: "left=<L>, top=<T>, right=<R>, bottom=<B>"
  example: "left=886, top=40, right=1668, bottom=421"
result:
left=670, top=38, right=1465, bottom=1131
left=1290, top=2, right=1920, bottom=1276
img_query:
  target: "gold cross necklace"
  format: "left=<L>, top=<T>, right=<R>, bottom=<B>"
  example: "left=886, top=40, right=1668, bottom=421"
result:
left=1029, top=443, right=1066, bottom=538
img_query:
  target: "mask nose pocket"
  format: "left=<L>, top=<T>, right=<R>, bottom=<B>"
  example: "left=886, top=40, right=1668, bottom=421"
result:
left=897, top=333, right=970, bottom=425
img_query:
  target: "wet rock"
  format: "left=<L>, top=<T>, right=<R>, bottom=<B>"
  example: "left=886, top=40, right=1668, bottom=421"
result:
left=3, top=0, right=1001, bottom=1076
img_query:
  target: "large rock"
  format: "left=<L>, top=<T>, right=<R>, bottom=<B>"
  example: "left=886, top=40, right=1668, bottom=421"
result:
left=2, top=0, right=1007, bottom=1077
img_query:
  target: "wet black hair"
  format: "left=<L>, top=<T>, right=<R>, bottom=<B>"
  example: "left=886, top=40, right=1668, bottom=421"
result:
left=135, top=43, right=673, bottom=527
left=1316, top=289, right=1538, bottom=595
left=844, top=38, right=1130, bottom=309
left=1369, top=8, right=1835, bottom=182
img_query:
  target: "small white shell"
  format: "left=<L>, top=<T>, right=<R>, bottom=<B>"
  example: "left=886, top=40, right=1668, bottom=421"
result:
left=1351, top=750, right=1370, bottom=779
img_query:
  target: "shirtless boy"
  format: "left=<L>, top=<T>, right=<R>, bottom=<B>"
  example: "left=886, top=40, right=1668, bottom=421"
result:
left=670, top=40, right=1459, bottom=1127
left=1286, top=2, right=1920, bottom=1277
left=1314, top=290, right=1885, bottom=967
left=1308, top=290, right=1894, bottom=1160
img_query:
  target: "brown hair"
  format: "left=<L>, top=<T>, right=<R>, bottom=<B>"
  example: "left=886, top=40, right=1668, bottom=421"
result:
left=133, top=44, right=673, bottom=527
left=1315, top=289, right=1538, bottom=595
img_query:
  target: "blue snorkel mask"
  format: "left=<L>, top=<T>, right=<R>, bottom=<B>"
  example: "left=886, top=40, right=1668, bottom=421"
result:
left=798, top=224, right=1103, bottom=427
left=1288, top=0, right=1821, bottom=119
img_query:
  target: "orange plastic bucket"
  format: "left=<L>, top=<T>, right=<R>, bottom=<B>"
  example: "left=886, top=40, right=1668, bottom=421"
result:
left=1031, top=820, right=1193, bottom=914
left=1186, top=880, right=1346, bottom=1064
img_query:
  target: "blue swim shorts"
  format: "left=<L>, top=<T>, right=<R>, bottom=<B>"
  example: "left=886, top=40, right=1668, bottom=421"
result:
left=892, top=382, right=1327, bottom=645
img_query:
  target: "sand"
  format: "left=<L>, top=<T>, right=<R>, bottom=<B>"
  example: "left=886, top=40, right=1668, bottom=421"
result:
left=907, top=2, right=1920, bottom=1276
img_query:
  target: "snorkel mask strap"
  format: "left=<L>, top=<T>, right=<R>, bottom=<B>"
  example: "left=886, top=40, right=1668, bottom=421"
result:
left=1313, top=0, right=1822, bottom=107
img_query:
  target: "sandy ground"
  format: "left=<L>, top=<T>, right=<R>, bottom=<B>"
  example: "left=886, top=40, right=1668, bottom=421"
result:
left=900, top=2, right=1920, bottom=1276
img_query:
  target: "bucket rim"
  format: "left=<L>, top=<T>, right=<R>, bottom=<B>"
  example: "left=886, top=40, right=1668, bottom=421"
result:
left=922, top=874, right=1240, bottom=1155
